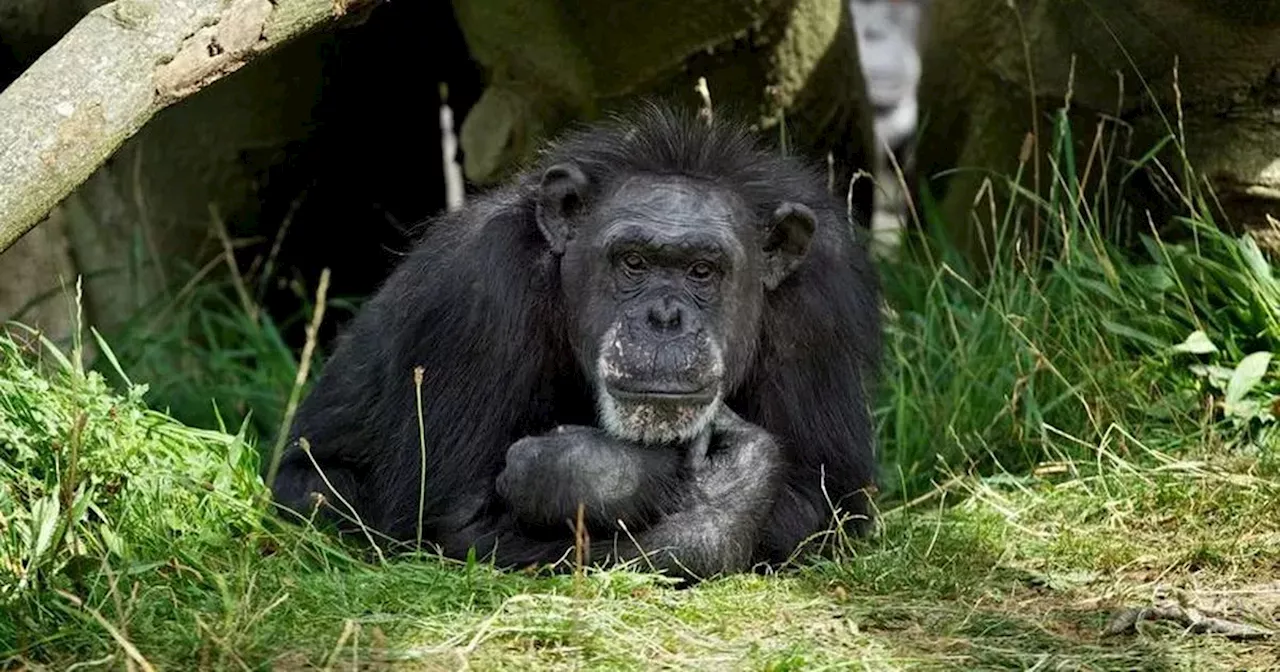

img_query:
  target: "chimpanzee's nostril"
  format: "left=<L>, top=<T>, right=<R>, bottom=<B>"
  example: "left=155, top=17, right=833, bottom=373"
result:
left=647, top=300, right=682, bottom=331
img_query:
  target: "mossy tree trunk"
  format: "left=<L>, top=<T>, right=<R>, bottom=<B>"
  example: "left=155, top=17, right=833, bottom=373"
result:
left=916, top=0, right=1280, bottom=264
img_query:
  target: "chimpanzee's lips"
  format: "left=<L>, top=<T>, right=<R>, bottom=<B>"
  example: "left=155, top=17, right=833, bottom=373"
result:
left=606, top=381, right=718, bottom=404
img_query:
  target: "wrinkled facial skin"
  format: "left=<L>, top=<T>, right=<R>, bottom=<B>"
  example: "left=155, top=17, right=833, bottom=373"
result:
left=559, top=177, right=759, bottom=444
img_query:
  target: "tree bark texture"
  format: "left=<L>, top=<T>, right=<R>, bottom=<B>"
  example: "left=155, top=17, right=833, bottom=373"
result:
left=0, top=0, right=379, bottom=255
left=451, top=0, right=875, bottom=221
left=915, top=0, right=1280, bottom=262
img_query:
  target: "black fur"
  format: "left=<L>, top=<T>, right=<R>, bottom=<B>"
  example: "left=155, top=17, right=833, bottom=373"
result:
left=272, top=102, right=881, bottom=577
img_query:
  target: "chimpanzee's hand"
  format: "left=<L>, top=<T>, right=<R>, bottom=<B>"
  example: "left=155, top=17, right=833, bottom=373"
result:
left=605, top=405, right=784, bottom=579
left=496, top=425, right=688, bottom=531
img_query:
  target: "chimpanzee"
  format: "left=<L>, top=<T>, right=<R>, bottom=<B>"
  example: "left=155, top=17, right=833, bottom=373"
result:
left=271, top=102, right=882, bottom=579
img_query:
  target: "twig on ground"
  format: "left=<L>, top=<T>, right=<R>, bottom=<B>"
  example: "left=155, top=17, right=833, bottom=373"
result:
left=1103, top=586, right=1275, bottom=641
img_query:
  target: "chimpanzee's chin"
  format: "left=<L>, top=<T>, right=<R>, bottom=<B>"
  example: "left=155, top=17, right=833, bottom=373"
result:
left=598, top=387, right=720, bottom=445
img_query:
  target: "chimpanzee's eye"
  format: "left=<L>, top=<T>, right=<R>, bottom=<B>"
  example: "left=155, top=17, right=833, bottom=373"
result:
left=620, top=252, right=647, bottom=273
left=688, top=261, right=716, bottom=281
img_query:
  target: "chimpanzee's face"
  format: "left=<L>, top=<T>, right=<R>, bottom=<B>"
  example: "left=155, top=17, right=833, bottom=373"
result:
left=563, top=176, right=750, bottom=443
left=536, top=166, right=816, bottom=445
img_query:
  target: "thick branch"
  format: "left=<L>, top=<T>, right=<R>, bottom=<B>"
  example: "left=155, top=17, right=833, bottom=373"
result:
left=0, top=0, right=378, bottom=254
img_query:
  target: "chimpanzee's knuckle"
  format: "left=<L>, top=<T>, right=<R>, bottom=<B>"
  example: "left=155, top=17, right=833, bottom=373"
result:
left=495, top=468, right=515, bottom=499
left=506, top=436, right=544, bottom=466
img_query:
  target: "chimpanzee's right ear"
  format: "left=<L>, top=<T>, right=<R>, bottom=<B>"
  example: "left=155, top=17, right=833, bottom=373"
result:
left=536, top=163, right=589, bottom=255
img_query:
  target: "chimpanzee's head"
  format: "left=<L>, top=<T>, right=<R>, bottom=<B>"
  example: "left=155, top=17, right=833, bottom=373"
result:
left=536, top=163, right=816, bottom=444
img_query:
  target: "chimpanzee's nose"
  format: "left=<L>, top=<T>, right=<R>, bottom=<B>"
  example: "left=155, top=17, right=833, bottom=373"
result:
left=647, top=298, right=684, bottom=332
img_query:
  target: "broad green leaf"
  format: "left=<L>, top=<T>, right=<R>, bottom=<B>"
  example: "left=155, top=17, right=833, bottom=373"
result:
left=29, top=493, right=61, bottom=564
left=1225, top=352, right=1273, bottom=409
left=100, top=526, right=124, bottom=557
left=1135, top=264, right=1176, bottom=292
left=1225, top=398, right=1266, bottom=422
left=1172, top=330, right=1217, bottom=354
left=1189, top=364, right=1234, bottom=388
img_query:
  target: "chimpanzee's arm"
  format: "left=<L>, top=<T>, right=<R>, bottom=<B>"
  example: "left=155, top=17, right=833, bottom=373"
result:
left=494, top=408, right=781, bottom=579
left=607, top=407, right=781, bottom=578
left=496, top=425, right=700, bottom=532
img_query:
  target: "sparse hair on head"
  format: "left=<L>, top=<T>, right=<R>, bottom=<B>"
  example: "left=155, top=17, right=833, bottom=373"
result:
left=532, top=101, right=838, bottom=226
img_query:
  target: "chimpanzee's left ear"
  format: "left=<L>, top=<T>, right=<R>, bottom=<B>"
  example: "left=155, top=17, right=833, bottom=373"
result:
left=536, top=163, right=589, bottom=255
left=762, top=202, right=816, bottom=290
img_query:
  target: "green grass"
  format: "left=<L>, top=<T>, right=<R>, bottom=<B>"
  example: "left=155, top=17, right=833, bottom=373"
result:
left=2, top=325, right=1277, bottom=668
left=3, top=99, right=1280, bottom=668
left=96, top=268, right=355, bottom=445
left=876, top=210, right=1280, bottom=501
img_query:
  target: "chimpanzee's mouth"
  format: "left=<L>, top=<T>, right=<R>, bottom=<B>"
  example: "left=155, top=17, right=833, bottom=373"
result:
left=594, top=326, right=726, bottom=443
left=605, top=381, right=719, bottom=405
